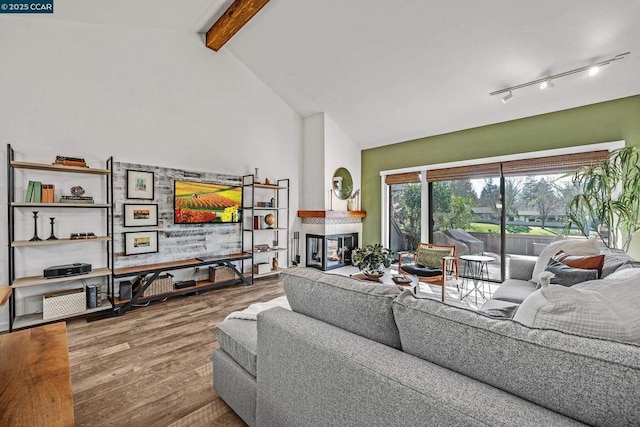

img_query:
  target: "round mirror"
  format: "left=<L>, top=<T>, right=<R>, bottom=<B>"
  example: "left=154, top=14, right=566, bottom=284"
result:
left=332, top=167, right=353, bottom=200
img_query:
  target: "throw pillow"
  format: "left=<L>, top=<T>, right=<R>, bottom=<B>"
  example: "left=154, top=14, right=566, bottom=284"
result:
left=537, top=259, right=598, bottom=288
left=416, top=246, right=451, bottom=269
left=529, top=236, right=599, bottom=283
left=553, top=251, right=605, bottom=277
left=598, top=265, right=640, bottom=282
left=514, top=276, right=640, bottom=344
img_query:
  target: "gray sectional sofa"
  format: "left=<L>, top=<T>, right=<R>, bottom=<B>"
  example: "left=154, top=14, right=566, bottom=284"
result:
left=213, top=266, right=640, bottom=426
left=481, top=249, right=640, bottom=318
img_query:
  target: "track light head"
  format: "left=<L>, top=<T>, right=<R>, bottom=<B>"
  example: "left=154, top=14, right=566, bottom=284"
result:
left=588, top=66, right=600, bottom=76
left=502, top=91, right=514, bottom=103
left=540, top=79, right=554, bottom=90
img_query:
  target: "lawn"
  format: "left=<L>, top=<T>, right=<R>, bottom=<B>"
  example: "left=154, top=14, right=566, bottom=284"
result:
left=466, top=222, right=562, bottom=236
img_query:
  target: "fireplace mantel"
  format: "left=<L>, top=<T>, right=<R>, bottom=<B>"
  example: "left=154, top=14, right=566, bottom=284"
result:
left=297, top=210, right=366, bottom=219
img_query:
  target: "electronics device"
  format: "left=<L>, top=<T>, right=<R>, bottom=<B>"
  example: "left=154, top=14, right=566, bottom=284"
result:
left=174, top=180, right=241, bottom=224
left=174, top=280, right=197, bottom=289
left=44, top=262, right=91, bottom=278
left=119, top=281, right=132, bottom=300
left=86, top=285, right=98, bottom=308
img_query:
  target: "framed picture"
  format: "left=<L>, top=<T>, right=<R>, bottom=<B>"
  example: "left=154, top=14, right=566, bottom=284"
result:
left=124, top=204, right=158, bottom=227
left=124, top=231, right=159, bottom=256
left=126, top=170, right=154, bottom=200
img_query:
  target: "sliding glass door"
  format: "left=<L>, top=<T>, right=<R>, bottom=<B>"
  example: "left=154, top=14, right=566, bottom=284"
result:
left=389, top=182, right=421, bottom=254
left=385, top=149, right=609, bottom=286
left=430, top=176, right=503, bottom=282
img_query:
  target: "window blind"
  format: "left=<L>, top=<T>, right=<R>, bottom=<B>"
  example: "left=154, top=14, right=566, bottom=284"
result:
left=501, top=151, right=609, bottom=176
left=385, top=172, right=421, bottom=185
left=424, top=150, right=609, bottom=182
left=426, top=163, right=501, bottom=182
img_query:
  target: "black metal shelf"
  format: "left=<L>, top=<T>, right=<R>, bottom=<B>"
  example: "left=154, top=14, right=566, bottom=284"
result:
left=6, top=144, right=114, bottom=331
left=242, top=175, right=290, bottom=280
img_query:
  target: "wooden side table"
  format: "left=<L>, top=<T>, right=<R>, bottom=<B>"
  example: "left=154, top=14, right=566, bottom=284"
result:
left=0, top=322, right=75, bottom=426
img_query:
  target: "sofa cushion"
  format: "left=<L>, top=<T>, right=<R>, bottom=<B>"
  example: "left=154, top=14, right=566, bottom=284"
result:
left=392, top=290, right=640, bottom=426
left=491, top=278, right=537, bottom=304
left=216, top=319, right=258, bottom=376
left=514, top=276, right=640, bottom=344
left=281, top=267, right=402, bottom=348
left=600, top=248, right=640, bottom=278
left=530, top=236, right=599, bottom=282
left=417, top=246, right=451, bottom=269
left=553, top=251, right=605, bottom=276
left=479, top=298, right=520, bottom=319
left=398, top=263, right=441, bottom=277
left=539, top=258, right=598, bottom=288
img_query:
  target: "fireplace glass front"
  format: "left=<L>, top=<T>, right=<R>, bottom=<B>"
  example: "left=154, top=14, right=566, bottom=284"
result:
left=306, top=233, right=358, bottom=271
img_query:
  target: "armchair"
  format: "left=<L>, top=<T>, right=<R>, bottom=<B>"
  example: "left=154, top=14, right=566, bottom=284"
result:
left=398, top=243, right=459, bottom=302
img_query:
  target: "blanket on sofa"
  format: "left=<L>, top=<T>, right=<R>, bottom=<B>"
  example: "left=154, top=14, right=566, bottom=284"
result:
left=224, top=296, right=290, bottom=321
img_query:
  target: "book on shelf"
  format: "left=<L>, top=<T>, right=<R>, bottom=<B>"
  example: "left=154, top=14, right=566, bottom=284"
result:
left=253, top=215, right=266, bottom=230
left=25, top=180, right=35, bottom=202
left=41, top=184, right=55, bottom=203
left=32, top=181, right=42, bottom=203
left=254, top=244, right=270, bottom=252
left=60, top=197, right=94, bottom=204
left=55, top=155, right=86, bottom=162
left=54, top=156, right=87, bottom=167
left=61, top=195, right=93, bottom=200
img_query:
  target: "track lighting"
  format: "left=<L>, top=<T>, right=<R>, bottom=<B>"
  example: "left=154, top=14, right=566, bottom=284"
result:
left=490, top=52, right=630, bottom=102
left=539, top=79, right=554, bottom=90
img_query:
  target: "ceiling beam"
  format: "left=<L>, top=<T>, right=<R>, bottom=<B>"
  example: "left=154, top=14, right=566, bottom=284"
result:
left=206, top=0, right=270, bottom=51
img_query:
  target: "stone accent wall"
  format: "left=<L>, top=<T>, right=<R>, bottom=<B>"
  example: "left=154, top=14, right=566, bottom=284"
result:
left=113, top=162, right=242, bottom=268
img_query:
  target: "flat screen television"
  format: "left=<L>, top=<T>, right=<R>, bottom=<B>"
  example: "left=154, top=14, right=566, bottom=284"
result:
left=174, top=180, right=242, bottom=224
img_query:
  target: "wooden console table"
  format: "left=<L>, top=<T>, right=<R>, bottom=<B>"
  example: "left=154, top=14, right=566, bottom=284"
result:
left=113, top=252, right=253, bottom=315
left=0, top=322, right=74, bottom=426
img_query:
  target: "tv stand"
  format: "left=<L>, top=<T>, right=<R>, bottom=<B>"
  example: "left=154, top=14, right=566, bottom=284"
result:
left=113, top=252, right=252, bottom=315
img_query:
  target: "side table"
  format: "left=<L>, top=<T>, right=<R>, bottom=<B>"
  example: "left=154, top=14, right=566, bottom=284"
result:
left=459, top=255, right=494, bottom=304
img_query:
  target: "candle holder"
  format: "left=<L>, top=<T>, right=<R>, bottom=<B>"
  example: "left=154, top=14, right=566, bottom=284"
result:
left=29, top=211, right=42, bottom=241
left=47, top=217, right=58, bottom=240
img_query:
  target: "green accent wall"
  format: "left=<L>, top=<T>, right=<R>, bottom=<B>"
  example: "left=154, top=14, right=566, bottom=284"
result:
left=361, top=95, right=640, bottom=245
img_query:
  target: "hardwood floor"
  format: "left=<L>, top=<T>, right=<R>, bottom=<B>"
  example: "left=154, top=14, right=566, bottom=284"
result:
left=66, top=277, right=284, bottom=427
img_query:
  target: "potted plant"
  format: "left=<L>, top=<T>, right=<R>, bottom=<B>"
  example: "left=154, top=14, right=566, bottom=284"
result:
left=352, top=243, right=395, bottom=278
left=566, top=146, right=640, bottom=251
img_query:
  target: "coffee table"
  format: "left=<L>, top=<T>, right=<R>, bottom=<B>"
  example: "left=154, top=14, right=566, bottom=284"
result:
left=459, top=255, right=494, bottom=304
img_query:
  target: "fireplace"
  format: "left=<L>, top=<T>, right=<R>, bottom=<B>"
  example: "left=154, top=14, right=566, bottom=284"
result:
left=306, top=233, right=358, bottom=271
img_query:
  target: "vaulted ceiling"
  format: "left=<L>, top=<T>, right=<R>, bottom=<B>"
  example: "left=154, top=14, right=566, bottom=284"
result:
left=45, top=0, right=640, bottom=149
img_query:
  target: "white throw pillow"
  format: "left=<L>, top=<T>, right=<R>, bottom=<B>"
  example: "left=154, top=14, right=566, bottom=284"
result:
left=514, top=276, right=640, bottom=344
left=529, top=236, right=599, bottom=283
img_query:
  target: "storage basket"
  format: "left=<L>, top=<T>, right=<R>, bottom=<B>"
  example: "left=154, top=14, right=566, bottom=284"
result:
left=43, top=288, right=86, bottom=320
left=209, top=266, right=236, bottom=283
left=140, top=273, right=174, bottom=297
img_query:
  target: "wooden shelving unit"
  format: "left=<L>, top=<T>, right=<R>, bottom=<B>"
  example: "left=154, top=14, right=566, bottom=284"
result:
left=11, top=160, right=111, bottom=175
left=242, top=175, right=290, bottom=280
left=12, top=236, right=110, bottom=247
left=12, top=268, right=113, bottom=288
left=6, top=144, right=114, bottom=331
left=112, top=254, right=252, bottom=315
left=11, top=202, right=111, bottom=208
left=13, top=301, right=113, bottom=330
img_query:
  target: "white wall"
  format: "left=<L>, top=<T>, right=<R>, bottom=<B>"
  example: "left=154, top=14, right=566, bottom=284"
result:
left=301, top=113, right=325, bottom=209
left=0, top=17, right=303, bottom=330
left=300, top=112, right=361, bottom=211
left=324, top=113, right=361, bottom=211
